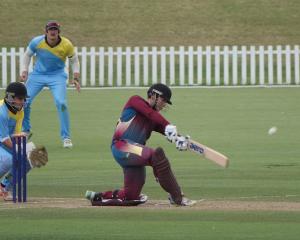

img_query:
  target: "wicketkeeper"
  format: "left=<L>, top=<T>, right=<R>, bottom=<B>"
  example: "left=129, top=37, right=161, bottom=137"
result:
left=85, top=83, right=195, bottom=206
left=0, top=82, right=48, bottom=200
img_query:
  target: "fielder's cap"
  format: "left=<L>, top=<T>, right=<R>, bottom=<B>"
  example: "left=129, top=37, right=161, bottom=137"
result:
left=46, top=20, right=60, bottom=31
left=147, top=83, right=172, bottom=105
left=5, top=82, right=29, bottom=99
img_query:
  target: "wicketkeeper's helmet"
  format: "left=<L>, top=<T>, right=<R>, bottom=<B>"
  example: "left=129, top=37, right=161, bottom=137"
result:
left=5, top=82, right=28, bottom=112
left=5, top=82, right=28, bottom=99
left=147, top=83, right=172, bottom=105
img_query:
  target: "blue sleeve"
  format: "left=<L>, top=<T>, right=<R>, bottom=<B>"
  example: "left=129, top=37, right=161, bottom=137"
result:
left=28, top=35, right=44, bottom=53
left=0, top=113, right=9, bottom=142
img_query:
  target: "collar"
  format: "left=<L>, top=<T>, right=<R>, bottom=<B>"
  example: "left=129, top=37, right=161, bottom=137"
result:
left=45, top=35, right=62, bottom=48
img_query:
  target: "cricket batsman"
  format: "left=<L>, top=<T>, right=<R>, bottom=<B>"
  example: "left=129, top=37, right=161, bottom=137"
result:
left=0, top=82, right=48, bottom=200
left=86, top=83, right=195, bottom=206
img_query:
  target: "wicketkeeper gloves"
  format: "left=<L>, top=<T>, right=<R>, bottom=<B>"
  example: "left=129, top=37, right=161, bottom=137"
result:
left=27, top=143, right=48, bottom=168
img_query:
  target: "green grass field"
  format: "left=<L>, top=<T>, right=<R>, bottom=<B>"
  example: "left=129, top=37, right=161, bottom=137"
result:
left=1, top=0, right=300, bottom=238
left=1, top=87, right=300, bottom=239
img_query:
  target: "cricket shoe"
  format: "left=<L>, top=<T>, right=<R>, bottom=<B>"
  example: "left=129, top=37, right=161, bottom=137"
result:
left=85, top=190, right=148, bottom=206
left=0, top=185, right=12, bottom=201
left=85, top=190, right=97, bottom=201
left=168, top=195, right=196, bottom=206
left=63, top=138, right=73, bottom=148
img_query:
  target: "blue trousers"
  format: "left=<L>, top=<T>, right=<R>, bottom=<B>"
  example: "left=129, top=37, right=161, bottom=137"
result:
left=23, top=72, right=70, bottom=140
left=0, top=146, right=31, bottom=190
left=0, top=146, right=13, bottom=178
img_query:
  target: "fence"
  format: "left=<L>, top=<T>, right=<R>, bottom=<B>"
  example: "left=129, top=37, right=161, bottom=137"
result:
left=1, top=45, right=299, bottom=87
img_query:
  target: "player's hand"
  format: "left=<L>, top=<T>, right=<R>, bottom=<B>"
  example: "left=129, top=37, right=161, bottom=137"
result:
left=175, top=135, right=189, bottom=151
left=71, top=78, right=81, bottom=93
left=20, top=71, right=28, bottom=82
left=165, top=124, right=177, bottom=143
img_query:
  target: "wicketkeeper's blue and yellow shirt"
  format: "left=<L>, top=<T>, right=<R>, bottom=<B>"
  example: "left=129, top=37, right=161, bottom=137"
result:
left=0, top=100, right=23, bottom=148
left=28, top=35, right=75, bottom=74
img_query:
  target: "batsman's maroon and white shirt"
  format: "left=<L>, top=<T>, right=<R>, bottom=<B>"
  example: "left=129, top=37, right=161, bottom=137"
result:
left=112, top=95, right=169, bottom=145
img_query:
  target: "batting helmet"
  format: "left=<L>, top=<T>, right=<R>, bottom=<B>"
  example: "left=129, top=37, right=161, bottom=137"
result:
left=147, top=83, right=172, bottom=105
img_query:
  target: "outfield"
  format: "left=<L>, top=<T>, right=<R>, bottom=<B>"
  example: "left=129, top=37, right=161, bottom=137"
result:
left=1, top=0, right=300, bottom=47
left=0, top=87, right=300, bottom=239
left=1, top=0, right=300, bottom=239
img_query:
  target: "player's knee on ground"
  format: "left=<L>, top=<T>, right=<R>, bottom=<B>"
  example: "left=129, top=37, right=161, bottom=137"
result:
left=124, top=181, right=145, bottom=200
left=109, top=185, right=144, bottom=201
left=151, top=147, right=182, bottom=204
left=88, top=190, right=147, bottom=206
left=123, top=167, right=146, bottom=200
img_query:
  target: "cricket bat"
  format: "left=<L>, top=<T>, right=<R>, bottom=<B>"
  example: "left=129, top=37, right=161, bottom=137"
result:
left=186, top=138, right=229, bottom=168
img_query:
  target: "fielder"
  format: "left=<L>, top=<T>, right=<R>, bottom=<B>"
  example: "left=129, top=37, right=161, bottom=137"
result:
left=20, top=20, right=80, bottom=148
left=0, top=82, right=48, bottom=200
left=86, top=83, right=195, bottom=206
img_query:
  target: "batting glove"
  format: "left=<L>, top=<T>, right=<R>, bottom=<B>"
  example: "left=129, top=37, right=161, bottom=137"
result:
left=175, top=135, right=189, bottom=151
left=165, top=124, right=177, bottom=143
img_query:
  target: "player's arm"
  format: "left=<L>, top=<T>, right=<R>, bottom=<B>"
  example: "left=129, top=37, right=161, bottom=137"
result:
left=127, top=96, right=170, bottom=129
left=20, top=47, right=34, bottom=82
left=2, top=138, right=12, bottom=149
left=69, top=54, right=81, bottom=92
left=68, top=43, right=81, bottom=92
left=0, top=116, right=12, bottom=149
left=127, top=96, right=179, bottom=143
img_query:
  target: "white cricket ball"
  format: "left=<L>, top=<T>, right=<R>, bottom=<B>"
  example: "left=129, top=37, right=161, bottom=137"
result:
left=268, top=126, right=277, bottom=135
